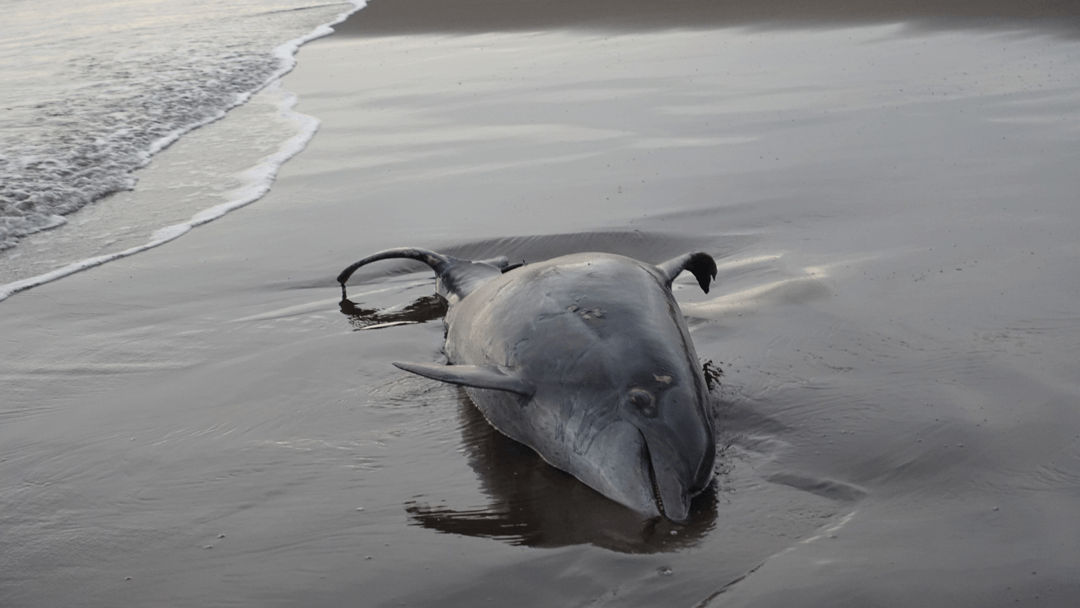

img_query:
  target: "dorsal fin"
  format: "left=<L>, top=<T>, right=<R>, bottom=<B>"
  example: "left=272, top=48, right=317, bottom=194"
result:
left=656, top=252, right=717, bottom=294
left=337, top=247, right=511, bottom=303
left=393, top=362, right=534, bottom=396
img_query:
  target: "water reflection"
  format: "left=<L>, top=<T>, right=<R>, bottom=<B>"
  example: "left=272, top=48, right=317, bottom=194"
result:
left=405, top=391, right=719, bottom=554
left=339, top=294, right=447, bottom=330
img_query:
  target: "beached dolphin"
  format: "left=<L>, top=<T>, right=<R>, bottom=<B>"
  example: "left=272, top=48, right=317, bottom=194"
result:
left=337, top=248, right=718, bottom=522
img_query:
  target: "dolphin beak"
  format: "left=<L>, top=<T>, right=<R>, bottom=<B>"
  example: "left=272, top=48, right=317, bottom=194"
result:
left=641, top=432, right=693, bottom=523
left=564, top=418, right=711, bottom=523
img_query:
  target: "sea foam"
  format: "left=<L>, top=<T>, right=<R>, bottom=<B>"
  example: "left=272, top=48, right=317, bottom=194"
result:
left=0, top=1, right=366, bottom=301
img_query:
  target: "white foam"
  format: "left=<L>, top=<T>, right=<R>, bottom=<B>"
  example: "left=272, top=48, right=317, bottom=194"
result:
left=0, top=1, right=368, bottom=303
left=142, top=1, right=368, bottom=162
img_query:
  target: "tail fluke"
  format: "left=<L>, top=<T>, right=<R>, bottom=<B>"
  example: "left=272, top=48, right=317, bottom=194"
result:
left=337, top=248, right=451, bottom=285
left=338, top=247, right=512, bottom=302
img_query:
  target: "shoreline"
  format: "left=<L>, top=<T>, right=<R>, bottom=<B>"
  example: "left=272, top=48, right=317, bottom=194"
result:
left=0, top=1, right=366, bottom=302
left=0, top=83, right=317, bottom=303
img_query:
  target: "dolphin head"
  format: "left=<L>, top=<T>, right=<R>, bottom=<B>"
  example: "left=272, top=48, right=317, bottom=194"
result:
left=483, top=255, right=719, bottom=523
left=540, top=352, right=716, bottom=523
left=510, top=281, right=717, bottom=523
left=627, top=377, right=717, bottom=522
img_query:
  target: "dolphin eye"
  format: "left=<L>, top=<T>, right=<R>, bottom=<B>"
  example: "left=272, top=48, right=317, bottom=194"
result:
left=627, top=388, right=657, bottom=418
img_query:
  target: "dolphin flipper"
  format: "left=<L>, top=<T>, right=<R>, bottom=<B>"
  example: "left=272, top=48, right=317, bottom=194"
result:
left=393, top=361, right=534, bottom=396
left=656, top=252, right=717, bottom=294
left=338, top=247, right=513, bottom=302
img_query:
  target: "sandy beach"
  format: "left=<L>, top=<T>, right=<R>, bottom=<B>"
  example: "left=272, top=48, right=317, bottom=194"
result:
left=3, top=0, right=1080, bottom=606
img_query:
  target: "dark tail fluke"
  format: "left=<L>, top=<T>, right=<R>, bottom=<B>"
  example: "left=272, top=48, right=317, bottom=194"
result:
left=337, top=247, right=451, bottom=286
left=337, top=247, right=511, bottom=302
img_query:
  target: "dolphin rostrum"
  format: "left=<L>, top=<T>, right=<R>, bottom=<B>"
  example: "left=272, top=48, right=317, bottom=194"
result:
left=338, top=248, right=718, bottom=522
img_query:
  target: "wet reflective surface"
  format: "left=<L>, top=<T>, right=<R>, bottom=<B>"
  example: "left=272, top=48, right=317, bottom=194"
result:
left=405, top=392, right=720, bottom=554
left=3, top=4, right=1080, bottom=606
left=339, top=293, right=447, bottom=329
left=337, top=0, right=1080, bottom=36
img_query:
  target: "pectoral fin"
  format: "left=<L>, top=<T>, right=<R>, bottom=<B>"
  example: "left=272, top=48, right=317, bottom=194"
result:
left=393, top=361, right=533, bottom=396
left=656, top=252, right=717, bottom=294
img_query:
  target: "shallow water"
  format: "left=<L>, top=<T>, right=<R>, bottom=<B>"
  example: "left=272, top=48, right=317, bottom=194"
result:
left=2, top=11, right=1080, bottom=608
left=0, top=0, right=362, bottom=296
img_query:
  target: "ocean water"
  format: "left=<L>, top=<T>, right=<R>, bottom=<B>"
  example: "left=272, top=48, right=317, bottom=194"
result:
left=0, top=0, right=363, bottom=298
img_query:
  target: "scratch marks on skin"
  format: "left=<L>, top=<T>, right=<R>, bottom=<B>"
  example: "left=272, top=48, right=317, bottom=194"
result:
left=567, top=304, right=606, bottom=321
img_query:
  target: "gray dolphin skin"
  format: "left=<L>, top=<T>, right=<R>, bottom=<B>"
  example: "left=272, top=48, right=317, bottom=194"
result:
left=337, top=248, right=718, bottom=522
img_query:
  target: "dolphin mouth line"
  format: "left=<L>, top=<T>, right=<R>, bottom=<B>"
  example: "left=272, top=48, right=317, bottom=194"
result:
left=640, top=431, right=665, bottom=518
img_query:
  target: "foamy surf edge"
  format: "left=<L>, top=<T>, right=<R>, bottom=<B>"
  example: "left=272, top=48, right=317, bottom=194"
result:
left=0, top=1, right=368, bottom=303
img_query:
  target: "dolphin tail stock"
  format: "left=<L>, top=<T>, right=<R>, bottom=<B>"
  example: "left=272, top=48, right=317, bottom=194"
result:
left=655, top=252, right=718, bottom=294
left=393, top=361, right=534, bottom=396
left=337, top=247, right=515, bottom=302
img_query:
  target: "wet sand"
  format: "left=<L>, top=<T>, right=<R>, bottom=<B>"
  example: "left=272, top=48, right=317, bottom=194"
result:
left=337, top=0, right=1080, bottom=35
left=3, top=1, right=1080, bottom=606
